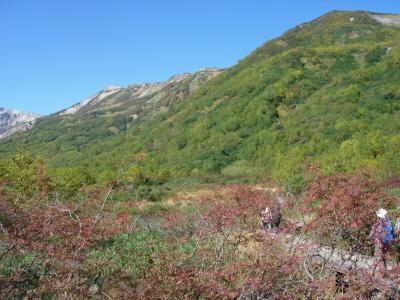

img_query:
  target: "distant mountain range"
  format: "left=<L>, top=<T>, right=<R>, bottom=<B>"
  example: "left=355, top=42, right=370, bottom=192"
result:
left=0, top=67, right=221, bottom=140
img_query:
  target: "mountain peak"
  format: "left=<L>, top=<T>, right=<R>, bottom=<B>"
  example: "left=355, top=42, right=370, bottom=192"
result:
left=244, top=10, right=400, bottom=66
left=166, top=68, right=222, bottom=84
left=105, top=85, right=121, bottom=91
left=166, top=73, right=192, bottom=83
left=59, top=86, right=122, bottom=116
left=0, top=108, right=39, bottom=139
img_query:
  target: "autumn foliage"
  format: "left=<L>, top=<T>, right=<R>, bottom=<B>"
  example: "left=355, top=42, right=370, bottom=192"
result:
left=302, top=173, right=398, bottom=252
left=199, top=185, right=277, bottom=232
left=1, top=170, right=400, bottom=298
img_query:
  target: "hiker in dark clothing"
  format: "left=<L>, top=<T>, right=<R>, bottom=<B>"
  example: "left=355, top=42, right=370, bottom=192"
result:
left=261, top=189, right=284, bottom=231
left=272, top=198, right=283, bottom=228
left=368, top=208, right=393, bottom=271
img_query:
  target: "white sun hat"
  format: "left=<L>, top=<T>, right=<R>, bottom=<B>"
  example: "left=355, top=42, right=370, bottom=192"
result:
left=376, top=208, right=388, bottom=219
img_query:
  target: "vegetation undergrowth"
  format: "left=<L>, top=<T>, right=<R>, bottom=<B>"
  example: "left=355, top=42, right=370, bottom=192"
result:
left=1, top=151, right=400, bottom=298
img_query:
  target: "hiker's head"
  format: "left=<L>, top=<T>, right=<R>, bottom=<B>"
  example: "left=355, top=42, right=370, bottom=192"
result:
left=277, top=196, right=284, bottom=206
left=376, top=208, right=388, bottom=220
left=264, top=207, right=270, bottom=213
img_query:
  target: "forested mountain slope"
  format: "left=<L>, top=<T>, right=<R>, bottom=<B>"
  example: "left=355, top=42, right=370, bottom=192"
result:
left=1, top=11, right=400, bottom=191
left=0, top=68, right=221, bottom=168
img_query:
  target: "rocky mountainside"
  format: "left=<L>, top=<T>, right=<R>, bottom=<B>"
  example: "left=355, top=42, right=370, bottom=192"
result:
left=59, top=85, right=122, bottom=116
left=0, top=108, right=38, bottom=139
left=57, top=67, right=221, bottom=119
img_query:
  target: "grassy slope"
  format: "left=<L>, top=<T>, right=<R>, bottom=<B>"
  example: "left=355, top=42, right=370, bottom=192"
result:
left=1, top=11, right=400, bottom=191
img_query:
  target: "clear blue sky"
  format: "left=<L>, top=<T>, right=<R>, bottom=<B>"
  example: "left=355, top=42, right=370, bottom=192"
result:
left=1, top=0, right=399, bottom=115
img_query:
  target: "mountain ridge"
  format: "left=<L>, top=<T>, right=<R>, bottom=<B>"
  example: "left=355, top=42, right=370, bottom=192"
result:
left=0, top=67, right=222, bottom=140
left=58, top=85, right=122, bottom=116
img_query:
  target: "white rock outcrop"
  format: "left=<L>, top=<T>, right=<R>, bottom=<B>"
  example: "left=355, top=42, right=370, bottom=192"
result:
left=0, top=108, right=39, bottom=139
left=370, top=14, right=400, bottom=27
left=59, top=85, right=121, bottom=116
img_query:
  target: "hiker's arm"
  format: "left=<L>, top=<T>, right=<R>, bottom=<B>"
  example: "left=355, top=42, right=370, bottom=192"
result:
left=368, top=226, right=375, bottom=241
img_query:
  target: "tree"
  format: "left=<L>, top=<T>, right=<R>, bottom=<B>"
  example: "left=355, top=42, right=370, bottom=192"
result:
left=51, top=167, right=94, bottom=199
left=0, top=151, right=51, bottom=206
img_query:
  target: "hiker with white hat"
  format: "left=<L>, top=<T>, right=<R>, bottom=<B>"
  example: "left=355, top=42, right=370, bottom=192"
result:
left=261, top=191, right=284, bottom=231
left=261, top=207, right=273, bottom=230
left=368, top=208, right=394, bottom=272
left=261, top=204, right=282, bottom=231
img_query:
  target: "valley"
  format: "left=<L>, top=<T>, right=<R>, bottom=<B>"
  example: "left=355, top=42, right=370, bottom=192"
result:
left=1, top=10, right=400, bottom=299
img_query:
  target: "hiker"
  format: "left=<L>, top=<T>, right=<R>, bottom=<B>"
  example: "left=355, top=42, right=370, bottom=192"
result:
left=261, top=207, right=273, bottom=230
left=394, top=218, right=400, bottom=234
left=261, top=203, right=282, bottom=230
left=271, top=203, right=282, bottom=229
left=261, top=189, right=284, bottom=231
left=368, top=208, right=394, bottom=271
left=393, top=218, right=400, bottom=264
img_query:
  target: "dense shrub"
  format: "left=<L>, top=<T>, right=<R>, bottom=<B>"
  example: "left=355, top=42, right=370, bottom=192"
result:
left=87, top=231, right=165, bottom=281
left=220, top=160, right=254, bottom=178
left=0, top=151, right=51, bottom=206
left=2, top=180, right=400, bottom=298
left=301, top=173, right=398, bottom=253
left=50, top=167, right=95, bottom=199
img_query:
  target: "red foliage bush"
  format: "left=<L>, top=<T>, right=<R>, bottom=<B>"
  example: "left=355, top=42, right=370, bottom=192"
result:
left=4, top=179, right=399, bottom=298
left=302, top=173, right=398, bottom=252
left=198, top=185, right=278, bottom=232
left=0, top=189, right=132, bottom=298
left=130, top=234, right=330, bottom=300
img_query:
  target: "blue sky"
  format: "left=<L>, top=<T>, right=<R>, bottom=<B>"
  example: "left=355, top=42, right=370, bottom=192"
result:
left=1, top=0, right=399, bottom=115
